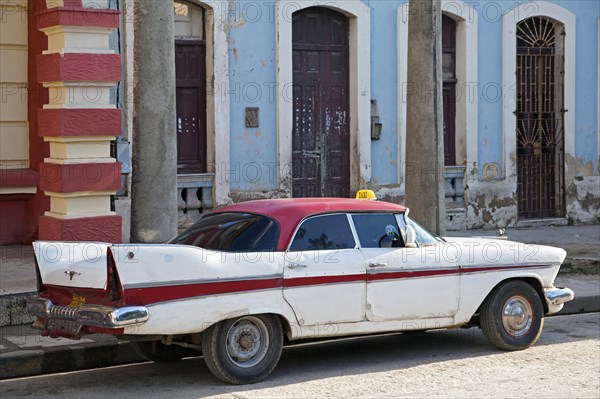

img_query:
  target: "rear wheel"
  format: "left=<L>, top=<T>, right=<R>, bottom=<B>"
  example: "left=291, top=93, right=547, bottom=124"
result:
left=202, top=315, right=283, bottom=384
left=480, top=280, right=544, bottom=350
left=131, top=340, right=193, bottom=363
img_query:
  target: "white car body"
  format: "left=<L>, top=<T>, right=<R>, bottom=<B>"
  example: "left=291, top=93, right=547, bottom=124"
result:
left=27, top=198, right=574, bottom=383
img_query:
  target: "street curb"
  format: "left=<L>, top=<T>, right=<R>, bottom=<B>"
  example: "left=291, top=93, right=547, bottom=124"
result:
left=0, top=340, right=145, bottom=380
left=559, top=295, right=600, bottom=315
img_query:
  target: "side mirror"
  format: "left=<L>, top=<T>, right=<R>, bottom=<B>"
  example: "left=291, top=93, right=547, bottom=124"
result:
left=404, top=225, right=418, bottom=248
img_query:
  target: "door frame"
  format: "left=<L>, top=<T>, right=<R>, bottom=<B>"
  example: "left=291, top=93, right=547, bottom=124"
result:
left=291, top=7, right=351, bottom=198
left=276, top=0, right=371, bottom=196
left=172, top=1, right=232, bottom=206
left=502, top=2, right=575, bottom=184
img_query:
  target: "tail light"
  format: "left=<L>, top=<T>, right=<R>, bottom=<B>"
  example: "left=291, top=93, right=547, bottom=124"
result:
left=106, top=248, right=123, bottom=305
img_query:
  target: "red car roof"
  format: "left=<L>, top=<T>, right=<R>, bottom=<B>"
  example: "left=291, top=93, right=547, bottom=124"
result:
left=215, top=198, right=407, bottom=251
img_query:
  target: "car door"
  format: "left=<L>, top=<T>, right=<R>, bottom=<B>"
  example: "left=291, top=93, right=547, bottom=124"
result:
left=352, top=213, right=460, bottom=322
left=283, top=213, right=366, bottom=326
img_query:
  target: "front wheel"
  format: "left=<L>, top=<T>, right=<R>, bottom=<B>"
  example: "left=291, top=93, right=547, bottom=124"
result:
left=202, top=314, right=283, bottom=384
left=479, top=280, right=544, bottom=351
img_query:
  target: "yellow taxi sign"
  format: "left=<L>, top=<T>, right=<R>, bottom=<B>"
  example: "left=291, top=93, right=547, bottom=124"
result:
left=355, top=190, right=377, bottom=200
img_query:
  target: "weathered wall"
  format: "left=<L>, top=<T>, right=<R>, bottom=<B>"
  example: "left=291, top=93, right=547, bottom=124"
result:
left=118, top=0, right=598, bottom=231
left=222, top=0, right=598, bottom=230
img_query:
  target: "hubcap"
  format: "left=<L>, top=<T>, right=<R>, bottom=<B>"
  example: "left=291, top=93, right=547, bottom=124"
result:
left=226, top=316, right=269, bottom=368
left=502, top=295, right=533, bottom=337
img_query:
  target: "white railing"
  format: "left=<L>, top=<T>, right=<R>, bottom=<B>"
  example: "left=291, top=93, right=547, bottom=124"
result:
left=444, top=166, right=466, bottom=207
left=177, top=174, right=214, bottom=229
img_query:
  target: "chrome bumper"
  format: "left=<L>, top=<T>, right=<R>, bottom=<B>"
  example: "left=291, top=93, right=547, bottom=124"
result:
left=27, top=297, right=149, bottom=329
left=544, top=286, right=575, bottom=315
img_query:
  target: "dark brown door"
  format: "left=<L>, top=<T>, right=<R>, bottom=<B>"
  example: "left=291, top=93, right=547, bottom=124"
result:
left=443, top=84, right=456, bottom=166
left=292, top=8, right=350, bottom=198
left=175, top=40, right=207, bottom=174
left=442, top=15, right=457, bottom=166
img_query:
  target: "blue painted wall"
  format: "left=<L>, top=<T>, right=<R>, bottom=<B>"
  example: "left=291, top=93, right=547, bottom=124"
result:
left=554, top=0, right=599, bottom=170
left=227, top=0, right=599, bottom=191
left=369, top=1, right=399, bottom=186
left=228, top=2, right=278, bottom=190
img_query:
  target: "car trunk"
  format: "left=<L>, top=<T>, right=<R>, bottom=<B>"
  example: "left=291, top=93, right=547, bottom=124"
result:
left=33, top=241, right=123, bottom=307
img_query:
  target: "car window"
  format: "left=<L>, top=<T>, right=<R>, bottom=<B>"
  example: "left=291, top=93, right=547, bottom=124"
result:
left=351, top=213, right=404, bottom=248
left=170, top=213, right=279, bottom=252
left=289, top=214, right=356, bottom=251
left=396, top=214, right=440, bottom=246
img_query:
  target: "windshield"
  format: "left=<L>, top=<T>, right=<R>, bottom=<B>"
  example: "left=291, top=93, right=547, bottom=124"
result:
left=170, top=213, right=280, bottom=252
left=404, top=215, right=442, bottom=245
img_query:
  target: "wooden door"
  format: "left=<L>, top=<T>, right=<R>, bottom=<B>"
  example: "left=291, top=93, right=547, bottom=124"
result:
left=175, top=40, right=207, bottom=174
left=443, top=84, right=456, bottom=166
left=442, top=15, right=457, bottom=166
left=292, top=8, right=350, bottom=198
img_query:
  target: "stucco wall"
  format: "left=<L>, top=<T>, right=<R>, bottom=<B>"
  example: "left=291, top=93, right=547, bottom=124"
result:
left=222, top=0, right=598, bottom=227
left=227, top=2, right=278, bottom=192
left=118, top=1, right=598, bottom=230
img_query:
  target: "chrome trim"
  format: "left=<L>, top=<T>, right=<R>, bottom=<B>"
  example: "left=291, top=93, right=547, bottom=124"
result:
left=460, top=263, right=553, bottom=270
left=368, top=262, right=388, bottom=268
left=27, top=297, right=149, bottom=329
left=346, top=213, right=361, bottom=249
left=544, top=286, right=575, bottom=306
left=122, top=274, right=281, bottom=290
left=367, top=266, right=458, bottom=274
left=287, top=262, right=307, bottom=269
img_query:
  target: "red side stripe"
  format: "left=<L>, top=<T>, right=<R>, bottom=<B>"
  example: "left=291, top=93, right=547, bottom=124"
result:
left=124, top=278, right=283, bottom=306
left=122, top=264, right=550, bottom=306
left=284, top=273, right=365, bottom=288
left=367, top=268, right=456, bottom=282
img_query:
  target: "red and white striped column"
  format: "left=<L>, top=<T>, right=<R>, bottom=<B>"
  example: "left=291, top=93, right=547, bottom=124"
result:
left=37, top=0, right=122, bottom=242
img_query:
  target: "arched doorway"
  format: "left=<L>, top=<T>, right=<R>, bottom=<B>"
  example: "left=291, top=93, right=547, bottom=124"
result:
left=515, top=16, right=565, bottom=219
left=292, top=7, right=350, bottom=198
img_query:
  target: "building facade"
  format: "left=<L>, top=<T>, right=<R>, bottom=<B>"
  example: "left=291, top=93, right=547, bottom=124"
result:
left=0, top=0, right=598, bottom=244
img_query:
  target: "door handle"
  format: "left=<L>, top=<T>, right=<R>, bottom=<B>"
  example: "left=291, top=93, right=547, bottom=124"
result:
left=288, top=263, right=307, bottom=269
left=368, top=262, right=388, bottom=268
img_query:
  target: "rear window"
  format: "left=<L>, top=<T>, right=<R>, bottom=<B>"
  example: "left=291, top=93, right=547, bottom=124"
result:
left=170, top=213, right=279, bottom=252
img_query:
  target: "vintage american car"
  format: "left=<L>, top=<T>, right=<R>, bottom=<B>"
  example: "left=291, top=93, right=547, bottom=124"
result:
left=28, top=194, right=574, bottom=384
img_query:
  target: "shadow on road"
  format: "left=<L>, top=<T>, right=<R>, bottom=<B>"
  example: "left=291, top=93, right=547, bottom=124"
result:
left=2, top=313, right=597, bottom=399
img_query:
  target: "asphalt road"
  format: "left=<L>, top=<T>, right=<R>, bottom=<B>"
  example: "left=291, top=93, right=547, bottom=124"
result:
left=1, top=313, right=599, bottom=399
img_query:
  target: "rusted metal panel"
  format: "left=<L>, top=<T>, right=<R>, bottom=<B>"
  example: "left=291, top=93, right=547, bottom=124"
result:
left=175, top=40, right=207, bottom=174
left=292, top=8, right=350, bottom=198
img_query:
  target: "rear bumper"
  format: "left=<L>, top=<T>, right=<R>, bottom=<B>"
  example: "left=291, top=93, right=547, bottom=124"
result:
left=544, top=286, right=575, bottom=315
left=27, top=297, right=149, bottom=329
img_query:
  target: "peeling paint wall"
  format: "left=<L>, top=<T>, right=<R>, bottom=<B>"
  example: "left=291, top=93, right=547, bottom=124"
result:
left=566, top=177, right=600, bottom=224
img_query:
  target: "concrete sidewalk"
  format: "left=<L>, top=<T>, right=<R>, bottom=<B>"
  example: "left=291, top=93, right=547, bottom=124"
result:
left=0, top=225, right=598, bottom=379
